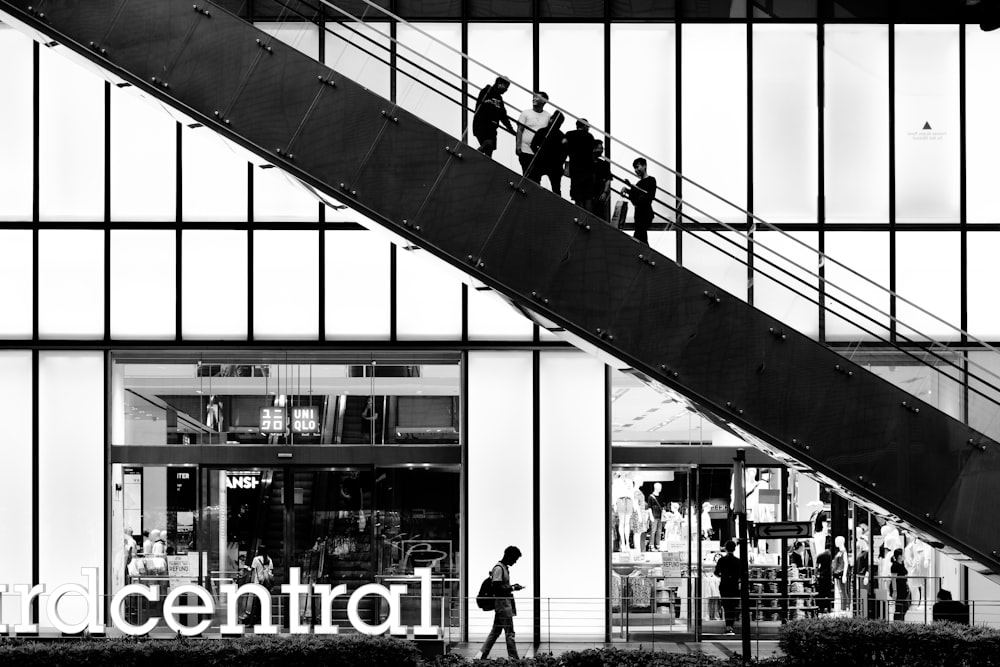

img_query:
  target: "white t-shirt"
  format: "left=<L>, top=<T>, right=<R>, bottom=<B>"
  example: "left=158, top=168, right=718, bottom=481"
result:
left=517, top=109, right=551, bottom=154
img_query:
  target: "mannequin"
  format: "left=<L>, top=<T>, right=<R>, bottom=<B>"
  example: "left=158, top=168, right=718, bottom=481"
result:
left=612, top=473, right=636, bottom=552
left=663, top=501, right=683, bottom=541
left=206, top=395, right=223, bottom=431
left=812, top=512, right=829, bottom=564
left=647, top=482, right=664, bottom=551
left=833, top=535, right=848, bottom=613
left=855, top=537, right=870, bottom=617
left=905, top=536, right=932, bottom=605
left=700, top=502, right=714, bottom=540
left=877, top=526, right=902, bottom=617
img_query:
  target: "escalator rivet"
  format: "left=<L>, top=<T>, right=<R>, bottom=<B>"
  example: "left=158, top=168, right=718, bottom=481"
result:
left=650, top=260, right=655, bottom=267
left=938, top=520, right=943, bottom=526
left=858, top=475, right=864, bottom=482
left=468, top=255, right=474, bottom=262
left=415, top=225, right=421, bottom=232
left=792, top=438, right=798, bottom=444
left=607, top=334, right=614, bottom=341
left=870, top=482, right=877, bottom=488
left=350, top=190, right=356, bottom=196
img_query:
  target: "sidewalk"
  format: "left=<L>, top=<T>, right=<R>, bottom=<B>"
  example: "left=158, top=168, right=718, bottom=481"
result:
left=448, top=640, right=784, bottom=661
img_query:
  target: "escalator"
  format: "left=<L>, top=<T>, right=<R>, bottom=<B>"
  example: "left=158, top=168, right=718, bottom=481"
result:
left=3, top=0, right=1000, bottom=581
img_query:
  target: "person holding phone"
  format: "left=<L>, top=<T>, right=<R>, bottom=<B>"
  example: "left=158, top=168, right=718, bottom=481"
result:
left=475, top=545, right=525, bottom=659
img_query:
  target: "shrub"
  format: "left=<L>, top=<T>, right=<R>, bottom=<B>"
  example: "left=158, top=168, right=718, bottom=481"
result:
left=0, top=634, right=423, bottom=667
left=779, top=616, right=1000, bottom=667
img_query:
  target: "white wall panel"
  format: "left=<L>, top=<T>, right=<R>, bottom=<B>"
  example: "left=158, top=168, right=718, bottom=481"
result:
left=252, top=230, right=319, bottom=339
left=683, top=231, right=748, bottom=302
left=539, top=351, right=605, bottom=638
left=753, top=25, right=818, bottom=223
left=895, top=231, right=960, bottom=342
left=39, top=47, right=104, bottom=221
left=467, top=351, right=534, bottom=641
left=39, top=230, right=105, bottom=339
left=0, top=26, right=33, bottom=221
left=539, top=24, right=606, bottom=139
left=181, top=230, right=248, bottom=339
left=681, top=25, right=747, bottom=224
left=967, top=232, right=1000, bottom=341
left=0, top=230, right=33, bottom=339
left=966, top=29, right=1000, bottom=223
left=0, top=352, right=32, bottom=625
left=324, top=230, right=391, bottom=340
left=397, top=24, right=463, bottom=137
left=395, top=247, right=463, bottom=341
left=823, top=231, right=890, bottom=341
left=467, top=286, right=534, bottom=341
left=111, top=230, right=176, bottom=339
left=824, top=25, right=889, bottom=223
left=181, top=127, right=248, bottom=222
left=610, top=24, right=676, bottom=226
left=468, top=24, right=533, bottom=175
left=894, top=26, right=960, bottom=223
left=38, top=352, right=104, bottom=630
left=753, top=231, right=819, bottom=337
left=109, top=86, right=176, bottom=221
left=325, top=23, right=391, bottom=99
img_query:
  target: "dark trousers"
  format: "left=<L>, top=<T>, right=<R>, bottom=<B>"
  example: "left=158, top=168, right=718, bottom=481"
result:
left=518, top=152, right=539, bottom=181
left=634, top=211, right=652, bottom=244
left=720, top=591, right=739, bottom=629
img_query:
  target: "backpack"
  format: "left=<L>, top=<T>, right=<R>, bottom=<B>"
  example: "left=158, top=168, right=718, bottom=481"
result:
left=476, top=574, right=495, bottom=611
left=256, top=556, right=274, bottom=587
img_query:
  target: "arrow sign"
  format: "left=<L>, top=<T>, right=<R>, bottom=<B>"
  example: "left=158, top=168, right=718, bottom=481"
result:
left=753, top=521, right=812, bottom=539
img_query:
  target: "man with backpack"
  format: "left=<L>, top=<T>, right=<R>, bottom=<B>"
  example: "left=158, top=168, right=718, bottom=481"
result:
left=475, top=545, right=524, bottom=660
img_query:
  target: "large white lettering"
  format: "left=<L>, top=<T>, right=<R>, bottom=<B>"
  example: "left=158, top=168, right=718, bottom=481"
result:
left=0, top=567, right=440, bottom=637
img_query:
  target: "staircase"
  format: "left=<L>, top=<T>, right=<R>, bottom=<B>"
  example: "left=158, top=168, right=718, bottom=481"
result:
left=4, top=0, right=999, bottom=580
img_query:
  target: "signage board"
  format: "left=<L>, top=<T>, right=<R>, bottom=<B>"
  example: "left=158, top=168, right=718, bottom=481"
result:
left=753, top=521, right=812, bottom=540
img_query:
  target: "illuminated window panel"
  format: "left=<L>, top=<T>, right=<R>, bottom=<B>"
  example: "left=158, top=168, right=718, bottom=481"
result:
left=0, top=26, right=33, bottom=221
left=966, top=29, right=1000, bottom=224
left=111, top=230, right=176, bottom=339
left=681, top=25, right=747, bottom=225
left=252, top=230, right=319, bottom=339
left=110, top=85, right=176, bottom=222
left=395, top=246, right=463, bottom=341
left=894, top=25, right=960, bottom=224
left=753, top=25, right=818, bottom=223
left=39, top=230, right=105, bottom=339
left=181, top=230, right=248, bottom=340
left=823, top=231, right=890, bottom=342
left=824, top=25, right=889, bottom=224
left=38, top=47, right=104, bottom=222
left=396, top=24, right=463, bottom=138
left=895, top=232, right=960, bottom=343
left=325, top=229, right=391, bottom=340
left=0, top=230, right=33, bottom=339
left=468, top=23, right=533, bottom=175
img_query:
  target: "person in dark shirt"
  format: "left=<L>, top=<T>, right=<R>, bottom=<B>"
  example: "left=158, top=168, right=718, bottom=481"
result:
left=563, top=118, right=597, bottom=209
left=529, top=110, right=567, bottom=196
left=714, top=540, right=741, bottom=635
left=590, top=140, right=612, bottom=221
left=889, top=547, right=910, bottom=621
left=789, top=541, right=805, bottom=568
left=932, top=589, right=969, bottom=625
left=472, top=76, right=514, bottom=157
left=623, top=158, right=656, bottom=244
left=815, top=544, right=833, bottom=613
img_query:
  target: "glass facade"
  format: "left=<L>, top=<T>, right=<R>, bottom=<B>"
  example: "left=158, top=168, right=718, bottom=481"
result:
left=2, top=3, right=1000, bottom=644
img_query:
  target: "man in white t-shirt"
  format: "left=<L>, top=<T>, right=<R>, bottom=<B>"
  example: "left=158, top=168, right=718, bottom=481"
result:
left=515, top=91, right=551, bottom=180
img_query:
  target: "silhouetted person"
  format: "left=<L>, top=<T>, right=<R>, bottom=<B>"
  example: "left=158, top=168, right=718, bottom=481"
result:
left=623, top=157, right=656, bottom=244
left=473, top=77, right=514, bottom=157
left=529, top=110, right=567, bottom=195
left=932, top=588, right=969, bottom=625
left=475, top=546, right=525, bottom=659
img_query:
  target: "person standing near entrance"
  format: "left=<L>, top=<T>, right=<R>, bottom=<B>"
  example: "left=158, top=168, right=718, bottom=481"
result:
left=715, top=540, right=741, bottom=635
left=475, top=546, right=525, bottom=660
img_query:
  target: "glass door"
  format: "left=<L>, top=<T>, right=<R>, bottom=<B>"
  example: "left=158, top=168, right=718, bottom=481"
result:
left=611, top=467, right=695, bottom=641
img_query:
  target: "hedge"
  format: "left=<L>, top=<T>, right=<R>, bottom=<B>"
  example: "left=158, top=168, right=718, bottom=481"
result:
left=0, top=634, right=423, bottom=667
left=428, top=649, right=784, bottom=667
left=779, top=616, right=1000, bottom=667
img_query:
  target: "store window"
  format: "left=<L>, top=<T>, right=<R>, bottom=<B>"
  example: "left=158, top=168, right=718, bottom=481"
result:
left=110, top=464, right=460, bottom=633
left=112, top=353, right=461, bottom=446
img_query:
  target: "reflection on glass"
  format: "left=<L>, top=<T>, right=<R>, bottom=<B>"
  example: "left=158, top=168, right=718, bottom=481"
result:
left=116, top=355, right=461, bottom=446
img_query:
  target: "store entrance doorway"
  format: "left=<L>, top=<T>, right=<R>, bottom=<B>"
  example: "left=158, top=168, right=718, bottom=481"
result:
left=611, top=467, right=696, bottom=641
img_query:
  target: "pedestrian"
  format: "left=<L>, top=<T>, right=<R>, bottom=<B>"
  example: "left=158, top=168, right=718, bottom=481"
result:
left=623, top=157, right=656, bottom=244
left=890, top=547, right=910, bottom=621
left=563, top=118, right=597, bottom=209
left=515, top=92, right=551, bottom=180
left=590, top=140, right=611, bottom=221
left=475, top=545, right=525, bottom=660
left=472, top=76, right=514, bottom=157
left=714, top=539, right=740, bottom=635
left=529, top=110, right=567, bottom=196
